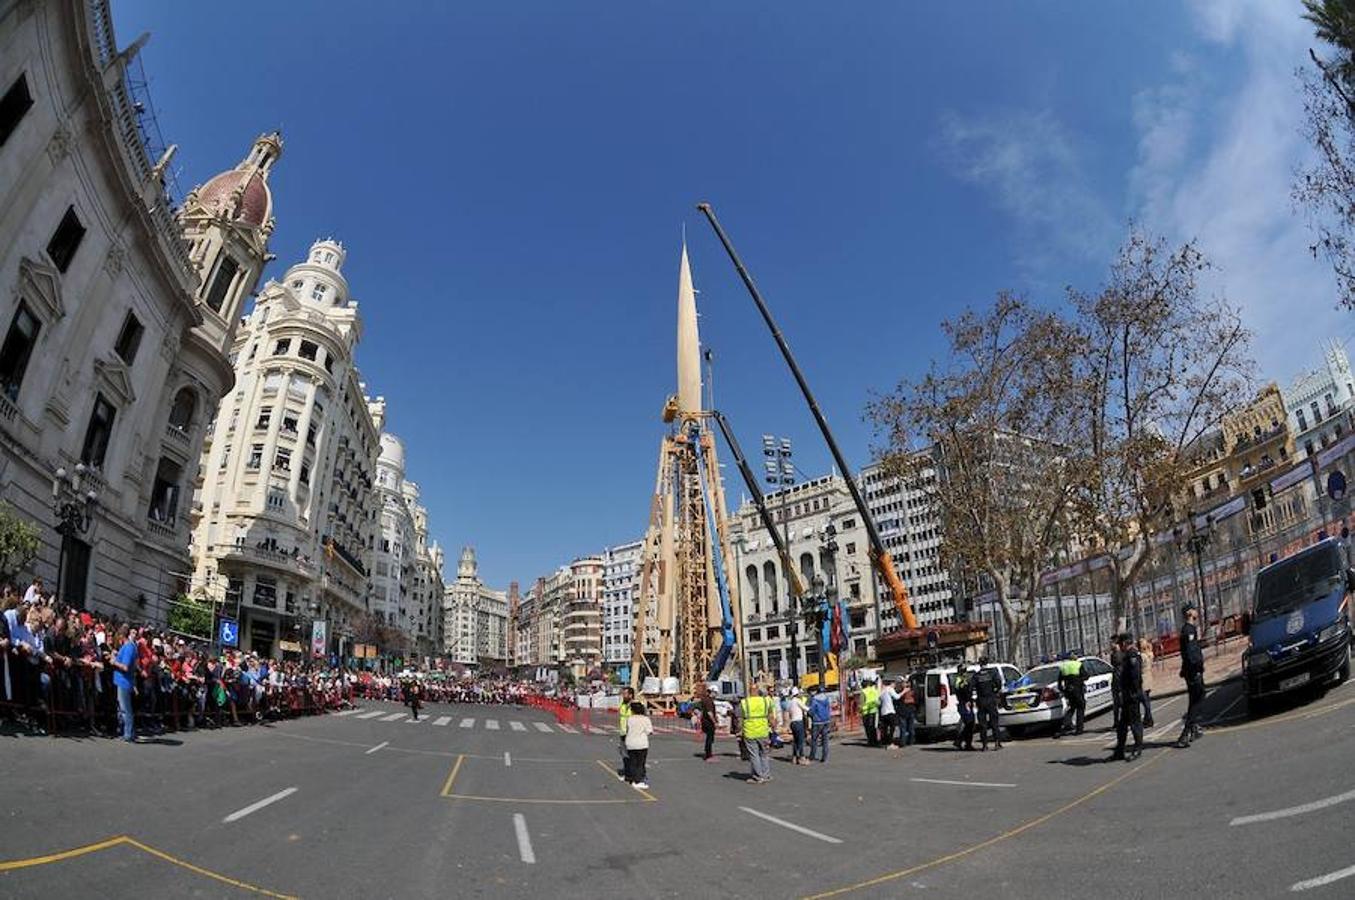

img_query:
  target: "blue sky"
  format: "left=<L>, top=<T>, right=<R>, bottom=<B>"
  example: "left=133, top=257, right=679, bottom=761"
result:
left=115, top=1, right=1346, bottom=588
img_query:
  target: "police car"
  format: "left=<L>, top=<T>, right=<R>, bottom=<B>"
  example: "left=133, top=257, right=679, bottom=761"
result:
left=999, top=656, right=1116, bottom=736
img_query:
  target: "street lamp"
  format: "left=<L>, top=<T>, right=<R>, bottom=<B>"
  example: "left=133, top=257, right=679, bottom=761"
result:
left=1174, top=512, right=1219, bottom=638
left=763, top=434, right=796, bottom=683
left=51, top=464, right=98, bottom=607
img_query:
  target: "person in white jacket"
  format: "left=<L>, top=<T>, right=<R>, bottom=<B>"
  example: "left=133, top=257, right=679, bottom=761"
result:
left=624, top=701, right=654, bottom=790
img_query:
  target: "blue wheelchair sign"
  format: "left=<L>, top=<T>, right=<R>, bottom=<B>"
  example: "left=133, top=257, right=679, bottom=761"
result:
left=218, top=618, right=239, bottom=648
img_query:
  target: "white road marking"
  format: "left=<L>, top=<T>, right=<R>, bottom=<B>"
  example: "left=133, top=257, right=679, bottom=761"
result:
left=333, top=708, right=362, bottom=717
left=513, top=813, right=535, bottom=864
left=739, top=806, right=843, bottom=844
left=1292, top=863, right=1355, bottom=892
left=380, top=713, right=407, bottom=722
left=459, top=718, right=475, bottom=728
left=1231, top=787, right=1355, bottom=826
left=433, top=716, right=452, bottom=727
left=405, top=716, right=426, bottom=724
left=222, top=788, right=297, bottom=823
left=510, top=721, right=527, bottom=732
left=1149, top=717, right=1183, bottom=742
left=910, top=778, right=1016, bottom=788
left=356, top=711, right=385, bottom=720
left=486, top=719, right=500, bottom=730
left=504, top=751, right=512, bottom=767
left=365, top=741, right=389, bottom=755
left=557, top=723, right=576, bottom=733
left=533, top=722, right=553, bottom=732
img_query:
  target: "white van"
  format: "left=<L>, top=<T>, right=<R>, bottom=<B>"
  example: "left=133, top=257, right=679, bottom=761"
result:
left=905, top=662, right=1022, bottom=740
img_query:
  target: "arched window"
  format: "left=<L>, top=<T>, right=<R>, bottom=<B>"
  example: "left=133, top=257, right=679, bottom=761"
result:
left=799, top=552, right=815, bottom=583
left=168, top=387, right=197, bottom=432
left=763, top=561, right=778, bottom=615
left=744, top=564, right=760, bottom=615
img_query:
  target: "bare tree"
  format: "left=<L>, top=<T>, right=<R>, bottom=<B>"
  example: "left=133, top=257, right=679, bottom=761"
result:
left=867, top=294, right=1082, bottom=650
left=1069, top=232, right=1253, bottom=626
left=1296, top=0, right=1355, bottom=308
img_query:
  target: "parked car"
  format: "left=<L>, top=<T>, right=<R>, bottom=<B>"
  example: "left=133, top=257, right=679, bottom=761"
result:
left=999, top=656, right=1115, bottom=736
left=908, top=662, right=1022, bottom=741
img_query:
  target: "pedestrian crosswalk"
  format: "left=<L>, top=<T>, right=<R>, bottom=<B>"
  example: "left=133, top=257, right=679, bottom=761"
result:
left=328, top=707, right=695, bottom=736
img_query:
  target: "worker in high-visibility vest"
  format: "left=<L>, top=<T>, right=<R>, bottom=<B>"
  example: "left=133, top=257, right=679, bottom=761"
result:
left=740, top=684, right=779, bottom=784
left=617, top=686, right=636, bottom=781
left=1055, top=655, right=1085, bottom=737
left=860, top=679, right=881, bottom=747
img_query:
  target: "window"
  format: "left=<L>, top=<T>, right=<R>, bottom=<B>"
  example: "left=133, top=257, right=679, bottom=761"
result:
left=1312, top=401, right=1323, bottom=425
left=1298, top=409, right=1308, bottom=432
left=266, top=490, right=285, bottom=510
left=281, top=414, right=298, bottom=434
left=273, top=339, right=290, bottom=356
left=247, top=444, right=263, bottom=469
left=0, top=73, right=34, bottom=148
left=147, top=457, right=182, bottom=524
left=842, top=519, right=856, bottom=529
left=204, top=255, right=239, bottom=313
left=299, top=463, right=311, bottom=485
left=290, top=280, right=303, bottom=289
left=247, top=343, right=257, bottom=360
left=845, top=542, right=856, bottom=555
left=46, top=206, right=86, bottom=273
left=80, top=394, right=116, bottom=467
left=306, top=423, right=317, bottom=447
left=298, top=340, right=318, bottom=361
left=262, top=371, right=283, bottom=393
left=0, top=302, right=40, bottom=399
left=167, top=388, right=196, bottom=432
left=255, top=408, right=271, bottom=430
left=274, top=448, right=291, bottom=472
left=766, top=626, right=780, bottom=640
left=252, top=577, right=278, bottom=609
left=114, top=312, right=143, bottom=365
left=218, top=446, right=230, bottom=470
left=311, top=284, right=327, bottom=302
left=323, top=251, right=334, bottom=263
left=323, top=353, right=333, bottom=373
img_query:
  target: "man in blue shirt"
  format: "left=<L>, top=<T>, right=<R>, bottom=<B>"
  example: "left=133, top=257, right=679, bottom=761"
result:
left=808, top=687, right=833, bottom=763
left=111, top=625, right=138, bottom=742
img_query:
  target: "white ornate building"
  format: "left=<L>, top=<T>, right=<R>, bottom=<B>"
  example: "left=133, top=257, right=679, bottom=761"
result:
left=189, top=239, right=381, bottom=658
left=442, top=546, right=507, bottom=667
left=1283, top=340, right=1355, bottom=461
left=0, top=0, right=268, bottom=619
left=371, top=431, right=444, bottom=662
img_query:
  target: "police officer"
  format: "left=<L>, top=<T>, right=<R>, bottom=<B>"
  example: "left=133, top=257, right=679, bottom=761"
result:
left=973, top=657, right=1002, bottom=750
left=1111, top=634, right=1144, bottom=761
left=860, top=678, right=881, bottom=747
left=1054, top=654, right=1085, bottom=738
left=1176, top=605, right=1206, bottom=748
left=953, top=665, right=976, bottom=751
left=1109, top=635, right=1125, bottom=731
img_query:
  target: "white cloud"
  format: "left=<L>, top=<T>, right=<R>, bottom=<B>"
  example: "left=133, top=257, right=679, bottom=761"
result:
left=1131, top=0, right=1350, bottom=384
left=937, top=108, right=1119, bottom=278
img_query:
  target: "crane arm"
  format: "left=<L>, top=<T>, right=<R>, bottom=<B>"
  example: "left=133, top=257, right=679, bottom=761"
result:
left=697, top=202, right=919, bottom=631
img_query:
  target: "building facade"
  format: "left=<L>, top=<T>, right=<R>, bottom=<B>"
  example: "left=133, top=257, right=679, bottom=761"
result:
left=0, top=0, right=268, bottom=620
left=601, top=539, right=641, bottom=670
left=441, top=546, right=507, bottom=668
left=1283, top=341, right=1355, bottom=461
left=189, top=239, right=381, bottom=658
left=562, top=555, right=603, bottom=679
left=730, top=474, right=879, bottom=678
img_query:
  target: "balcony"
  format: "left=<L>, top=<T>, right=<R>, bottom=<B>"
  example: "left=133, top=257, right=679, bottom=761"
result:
left=214, top=542, right=315, bottom=578
left=164, top=422, right=191, bottom=449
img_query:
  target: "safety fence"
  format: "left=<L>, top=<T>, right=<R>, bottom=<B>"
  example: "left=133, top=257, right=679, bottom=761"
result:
left=0, top=649, right=352, bottom=737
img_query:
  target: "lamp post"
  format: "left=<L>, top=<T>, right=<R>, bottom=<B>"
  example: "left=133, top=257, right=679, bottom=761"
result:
left=1174, top=511, right=1218, bottom=639
left=51, top=464, right=98, bottom=608
left=763, top=434, right=796, bottom=683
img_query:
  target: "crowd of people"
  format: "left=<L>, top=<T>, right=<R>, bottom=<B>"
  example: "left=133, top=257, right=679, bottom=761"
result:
left=0, top=577, right=355, bottom=741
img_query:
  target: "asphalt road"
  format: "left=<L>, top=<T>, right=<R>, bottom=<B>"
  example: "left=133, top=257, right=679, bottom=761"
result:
left=3, top=674, right=1354, bottom=899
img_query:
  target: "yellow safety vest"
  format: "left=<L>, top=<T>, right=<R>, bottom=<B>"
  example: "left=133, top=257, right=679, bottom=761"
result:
left=619, top=701, right=632, bottom=732
left=862, top=685, right=880, bottom=715
left=740, top=695, right=775, bottom=740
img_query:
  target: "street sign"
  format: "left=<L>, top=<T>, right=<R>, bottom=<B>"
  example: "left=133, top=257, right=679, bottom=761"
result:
left=310, top=620, right=327, bottom=657
left=218, top=618, right=238, bottom=648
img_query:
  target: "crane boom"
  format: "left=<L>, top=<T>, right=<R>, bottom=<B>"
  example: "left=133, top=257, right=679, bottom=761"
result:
left=696, top=202, right=919, bottom=631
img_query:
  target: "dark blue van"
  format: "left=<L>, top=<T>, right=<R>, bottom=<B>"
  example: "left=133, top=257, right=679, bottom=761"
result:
left=1243, top=538, right=1353, bottom=706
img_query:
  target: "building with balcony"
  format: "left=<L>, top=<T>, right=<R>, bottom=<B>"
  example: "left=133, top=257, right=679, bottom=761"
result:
left=1186, top=383, right=1296, bottom=506
left=730, top=474, right=879, bottom=678
left=1283, top=340, right=1355, bottom=461
left=189, top=239, right=381, bottom=658
left=562, top=556, right=603, bottom=680
left=441, top=546, right=507, bottom=668
left=0, top=0, right=275, bottom=620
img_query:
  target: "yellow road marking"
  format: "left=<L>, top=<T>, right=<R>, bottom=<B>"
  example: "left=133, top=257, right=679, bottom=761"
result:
left=0, top=835, right=130, bottom=872
left=440, top=754, right=465, bottom=797
left=595, top=758, right=658, bottom=801
left=0, top=835, right=297, bottom=898
left=804, top=752, right=1167, bottom=899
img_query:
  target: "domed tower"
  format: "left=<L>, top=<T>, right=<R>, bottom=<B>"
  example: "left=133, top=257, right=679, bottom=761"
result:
left=458, top=547, right=478, bottom=580
left=180, top=132, right=283, bottom=352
